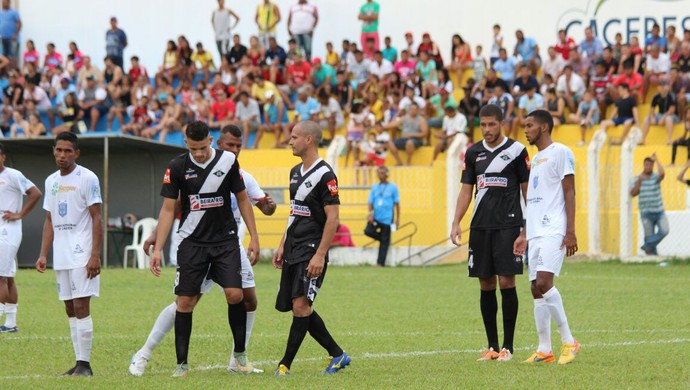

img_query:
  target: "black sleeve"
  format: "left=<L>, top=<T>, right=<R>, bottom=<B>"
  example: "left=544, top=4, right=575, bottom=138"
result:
left=516, top=147, right=530, bottom=183
left=651, top=95, right=659, bottom=109
left=461, top=148, right=476, bottom=185
left=319, top=170, right=340, bottom=206
left=229, top=159, right=246, bottom=194
left=160, top=161, right=180, bottom=199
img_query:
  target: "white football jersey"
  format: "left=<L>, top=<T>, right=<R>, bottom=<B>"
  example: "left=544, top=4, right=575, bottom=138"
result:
left=525, top=142, right=575, bottom=240
left=43, top=165, right=102, bottom=270
left=0, top=167, right=36, bottom=246
left=233, top=169, right=264, bottom=241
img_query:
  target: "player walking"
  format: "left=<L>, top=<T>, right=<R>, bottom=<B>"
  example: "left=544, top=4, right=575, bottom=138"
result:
left=36, top=132, right=103, bottom=376
left=519, top=109, right=580, bottom=364
left=129, top=125, right=275, bottom=376
left=450, top=104, right=529, bottom=361
left=150, top=121, right=260, bottom=377
left=273, top=121, right=350, bottom=376
left=0, top=142, right=42, bottom=333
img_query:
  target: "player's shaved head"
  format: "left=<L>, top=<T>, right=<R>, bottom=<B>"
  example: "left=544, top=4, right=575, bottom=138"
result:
left=298, top=120, right=323, bottom=146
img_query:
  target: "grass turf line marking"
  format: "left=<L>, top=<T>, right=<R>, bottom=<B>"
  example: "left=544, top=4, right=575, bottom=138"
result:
left=1, top=338, right=688, bottom=380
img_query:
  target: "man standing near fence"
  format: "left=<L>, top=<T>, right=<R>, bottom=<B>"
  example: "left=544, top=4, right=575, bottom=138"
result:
left=630, top=153, right=668, bottom=255
left=450, top=104, right=529, bottom=362
left=365, top=166, right=400, bottom=266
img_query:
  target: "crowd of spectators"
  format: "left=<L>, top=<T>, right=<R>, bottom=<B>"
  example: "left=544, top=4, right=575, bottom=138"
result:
left=2, top=0, right=690, bottom=166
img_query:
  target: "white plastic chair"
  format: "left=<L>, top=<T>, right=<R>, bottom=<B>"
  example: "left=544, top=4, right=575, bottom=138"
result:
left=123, top=218, right=161, bottom=269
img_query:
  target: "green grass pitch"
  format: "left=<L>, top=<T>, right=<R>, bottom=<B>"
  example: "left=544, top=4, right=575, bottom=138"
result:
left=1, top=261, right=689, bottom=389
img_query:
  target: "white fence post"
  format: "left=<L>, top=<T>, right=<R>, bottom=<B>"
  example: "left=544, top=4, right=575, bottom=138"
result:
left=446, top=133, right=470, bottom=245
left=326, top=135, right=346, bottom=175
left=619, top=127, right=642, bottom=257
left=587, top=130, right=607, bottom=254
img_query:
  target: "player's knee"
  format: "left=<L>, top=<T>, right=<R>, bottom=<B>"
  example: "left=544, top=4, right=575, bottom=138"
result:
left=292, top=297, right=312, bottom=317
left=244, top=297, right=258, bottom=312
left=224, top=288, right=244, bottom=305
left=534, top=279, right=552, bottom=295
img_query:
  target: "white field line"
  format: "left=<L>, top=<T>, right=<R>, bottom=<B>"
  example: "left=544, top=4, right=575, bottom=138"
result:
left=0, top=338, right=688, bottom=380
left=2, top=327, right=688, bottom=342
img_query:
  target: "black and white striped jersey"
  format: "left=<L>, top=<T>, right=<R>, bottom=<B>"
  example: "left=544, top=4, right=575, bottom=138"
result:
left=461, top=137, right=530, bottom=230
left=284, top=158, right=340, bottom=264
left=161, top=149, right=245, bottom=246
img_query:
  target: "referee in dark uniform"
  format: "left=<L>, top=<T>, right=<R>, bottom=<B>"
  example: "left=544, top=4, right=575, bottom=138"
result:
left=272, top=120, right=351, bottom=376
left=450, top=104, right=530, bottom=362
left=150, top=121, right=260, bottom=377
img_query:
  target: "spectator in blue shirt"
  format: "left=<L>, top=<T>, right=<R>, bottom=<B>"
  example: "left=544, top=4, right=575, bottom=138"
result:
left=293, top=86, right=319, bottom=122
left=493, top=48, right=518, bottom=84
left=0, top=0, right=21, bottom=65
left=579, top=27, right=604, bottom=60
left=310, top=57, right=337, bottom=89
left=382, top=36, right=398, bottom=63
left=645, top=24, right=667, bottom=53
left=365, top=166, right=400, bottom=266
left=514, top=29, right=540, bottom=74
left=105, top=17, right=128, bottom=69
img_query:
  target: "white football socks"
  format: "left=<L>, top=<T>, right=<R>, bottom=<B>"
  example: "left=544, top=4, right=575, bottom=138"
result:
left=534, top=298, right=552, bottom=354
left=140, top=302, right=177, bottom=360
left=69, top=317, right=79, bottom=361
left=230, top=310, right=256, bottom=365
left=4, top=303, right=17, bottom=328
left=543, top=287, right=575, bottom=345
left=76, top=316, right=93, bottom=363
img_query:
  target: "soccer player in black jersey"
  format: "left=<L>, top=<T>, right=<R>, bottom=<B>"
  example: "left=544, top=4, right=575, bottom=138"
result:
left=150, top=121, right=260, bottom=377
left=450, top=104, right=530, bottom=362
left=272, top=120, right=350, bottom=376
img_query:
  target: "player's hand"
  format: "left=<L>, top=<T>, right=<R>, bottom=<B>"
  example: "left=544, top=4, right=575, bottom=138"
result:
left=253, top=192, right=276, bottom=215
left=150, top=250, right=162, bottom=277
left=513, top=234, right=527, bottom=256
left=1, top=211, right=21, bottom=221
left=247, top=237, right=260, bottom=266
left=86, top=255, right=101, bottom=279
left=306, top=253, right=325, bottom=278
left=142, top=233, right=156, bottom=256
left=561, top=231, right=578, bottom=257
left=450, top=224, right=462, bottom=246
left=35, top=256, right=47, bottom=273
left=272, top=246, right=284, bottom=269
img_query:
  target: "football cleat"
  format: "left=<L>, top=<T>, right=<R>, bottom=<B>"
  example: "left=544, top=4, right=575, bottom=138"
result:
left=523, top=351, right=555, bottom=363
left=72, top=364, right=93, bottom=376
left=233, top=352, right=256, bottom=374
left=0, top=325, right=18, bottom=333
left=496, top=348, right=513, bottom=362
left=228, top=354, right=264, bottom=374
left=477, top=347, right=499, bottom=361
left=172, top=363, right=189, bottom=378
left=558, top=339, right=581, bottom=365
left=128, top=352, right=149, bottom=376
left=275, top=364, right=290, bottom=377
left=324, top=352, right=351, bottom=374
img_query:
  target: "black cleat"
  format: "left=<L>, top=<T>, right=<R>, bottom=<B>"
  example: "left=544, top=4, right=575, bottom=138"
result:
left=72, top=363, right=93, bottom=377
left=61, top=364, right=78, bottom=376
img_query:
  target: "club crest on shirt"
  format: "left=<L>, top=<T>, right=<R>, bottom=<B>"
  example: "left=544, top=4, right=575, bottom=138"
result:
left=327, top=179, right=338, bottom=195
left=305, top=180, right=313, bottom=188
left=213, top=169, right=226, bottom=177
left=499, top=153, right=511, bottom=161
left=58, top=201, right=68, bottom=217
left=163, top=168, right=171, bottom=184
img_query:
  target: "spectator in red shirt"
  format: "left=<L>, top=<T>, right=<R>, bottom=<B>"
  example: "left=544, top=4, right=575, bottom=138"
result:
left=554, top=29, right=576, bottom=60
left=417, top=33, right=443, bottom=70
left=208, top=87, right=235, bottom=128
left=281, top=49, right=311, bottom=101
left=128, top=55, right=148, bottom=84
left=22, top=40, right=40, bottom=72
left=43, top=42, right=63, bottom=73
left=331, top=224, right=355, bottom=247
left=612, top=60, right=643, bottom=101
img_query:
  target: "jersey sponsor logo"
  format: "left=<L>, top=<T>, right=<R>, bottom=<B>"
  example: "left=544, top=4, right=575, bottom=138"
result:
left=58, top=201, right=68, bottom=217
left=533, top=175, right=539, bottom=189
left=91, top=184, right=100, bottom=199
left=184, top=168, right=198, bottom=180
left=213, top=169, right=226, bottom=177
left=74, top=244, right=84, bottom=254
left=51, top=183, right=77, bottom=196
left=476, top=174, right=508, bottom=189
left=525, top=155, right=531, bottom=170
left=475, top=155, right=487, bottom=162
left=531, top=157, right=549, bottom=169
left=290, top=201, right=312, bottom=217
left=0, top=179, right=6, bottom=185
left=188, top=194, right=225, bottom=211
left=327, top=179, right=338, bottom=195
left=163, top=168, right=171, bottom=184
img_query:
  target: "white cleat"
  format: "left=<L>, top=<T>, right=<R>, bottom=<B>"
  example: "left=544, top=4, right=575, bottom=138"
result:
left=129, top=352, right=149, bottom=376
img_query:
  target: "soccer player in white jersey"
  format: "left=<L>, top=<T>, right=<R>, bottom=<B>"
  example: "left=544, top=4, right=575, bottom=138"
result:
left=36, top=132, right=103, bottom=376
left=517, top=109, right=580, bottom=364
left=134, top=124, right=274, bottom=377
left=0, top=142, right=42, bottom=333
